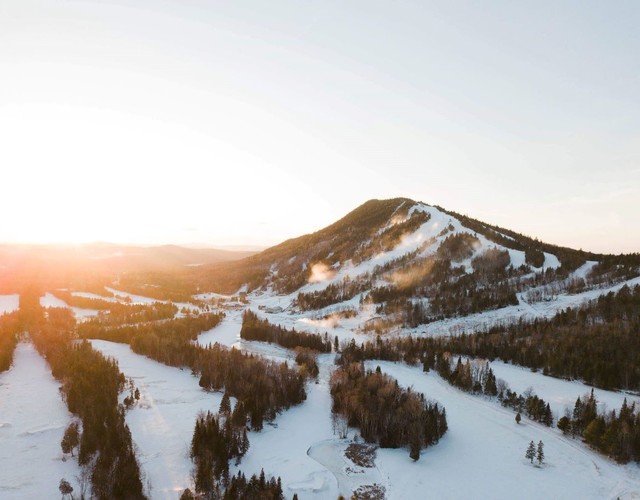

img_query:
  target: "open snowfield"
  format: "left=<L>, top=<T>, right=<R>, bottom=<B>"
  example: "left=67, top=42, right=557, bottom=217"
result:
left=71, top=291, right=119, bottom=302
left=0, top=294, right=19, bottom=315
left=197, top=310, right=243, bottom=347
left=364, top=360, right=640, bottom=500
left=490, top=360, right=640, bottom=419
left=40, top=292, right=99, bottom=319
left=89, top=340, right=223, bottom=499
left=105, top=287, right=160, bottom=304
left=0, top=343, right=80, bottom=499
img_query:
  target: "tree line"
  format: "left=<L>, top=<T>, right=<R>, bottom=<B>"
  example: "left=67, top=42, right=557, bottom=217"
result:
left=330, top=362, right=447, bottom=460
left=426, top=353, right=553, bottom=426
left=557, top=390, right=640, bottom=463
left=0, top=311, right=20, bottom=372
left=240, top=310, right=332, bottom=352
left=190, top=410, right=249, bottom=494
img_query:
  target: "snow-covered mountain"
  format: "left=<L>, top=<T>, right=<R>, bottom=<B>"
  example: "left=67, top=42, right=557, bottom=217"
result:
left=193, top=198, right=638, bottom=341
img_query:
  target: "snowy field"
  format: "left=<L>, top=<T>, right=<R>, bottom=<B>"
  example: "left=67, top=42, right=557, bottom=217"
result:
left=40, top=292, right=99, bottom=319
left=105, top=287, right=160, bottom=304
left=364, top=360, right=640, bottom=500
left=196, top=310, right=243, bottom=347
left=100, top=287, right=200, bottom=313
left=0, top=294, right=19, bottom=315
left=0, top=343, right=80, bottom=499
left=490, top=360, right=640, bottom=419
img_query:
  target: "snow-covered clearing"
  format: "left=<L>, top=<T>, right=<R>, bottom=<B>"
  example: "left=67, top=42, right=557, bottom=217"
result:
left=71, top=291, right=118, bottom=302
left=573, top=260, right=599, bottom=280
left=364, top=360, right=640, bottom=500
left=0, top=294, right=19, bottom=315
left=101, top=287, right=200, bottom=314
left=89, top=340, right=223, bottom=499
left=196, top=310, right=243, bottom=347
left=105, top=287, right=161, bottom=305
left=0, top=343, right=80, bottom=499
left=490, top=360, right=640, bottom=419
left=39, top=293, right=99, bottom=320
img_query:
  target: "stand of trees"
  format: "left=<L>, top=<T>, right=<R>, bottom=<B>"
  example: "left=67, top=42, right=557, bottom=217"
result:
left=79, top=301, right=179, bottom=326
left=427, top=354, right=553, bottom=427
left=190, top=411, right=249, bottom=494
left=558, top=390, right=640, bottom=463
left=25, top=301, right=146, bottom=499
left=196, top=344, right=306, bottom=431
left=432, top=285, right=640, bottom=390
left=295, top=276, right=371, bottom=311
left=78, top=312, right=224, bottom=344
left=240, top=310, right=332, bottom=353
left=0, top=311, right=20, bottom=372
left=499, top=388, right=553, bottom=427
left=182, top=470, right=284, bottom=500
left=330, top=363, right=447, bottom=460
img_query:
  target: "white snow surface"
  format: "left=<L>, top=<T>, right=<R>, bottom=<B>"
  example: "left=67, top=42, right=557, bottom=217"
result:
left=507, top=248, right=526, bottom=268
left=573, top=260, right=599, bottom=280
left=71, top=291, right=118, bottom=302
left=39, top=293, right=99, bottom=319
left=364, top=360, right=640, bottom=500
left=490, top=360, right=640, bottom=419
left=196, top=310, right=243, bottom=347
left=543, top=252, right=562, bottom=270
left=105, top=287, right=160, bottom=305
left=0, top=294, right=19, bottom=315
left=0, top=343, right=80, bottom=499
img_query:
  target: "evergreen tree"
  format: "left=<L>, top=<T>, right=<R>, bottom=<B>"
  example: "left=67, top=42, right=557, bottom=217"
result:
left=557, top=416, right=571, bottom=435
left=515, top=412, right=521, bottom=425
left=484, top=367, right=497, bottom=396
left=525, top=441, right=536, bottom=463
left=219, top=392, right=231, bottom=416
left=537, top=440, right=545, bottom=465
left=61, top=422, right=80, bottom=457
left=543, top=403, right=553, bottom=427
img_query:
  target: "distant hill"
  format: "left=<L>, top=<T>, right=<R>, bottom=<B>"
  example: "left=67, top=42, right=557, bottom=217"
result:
left=0, top=243, right=256, bottom=294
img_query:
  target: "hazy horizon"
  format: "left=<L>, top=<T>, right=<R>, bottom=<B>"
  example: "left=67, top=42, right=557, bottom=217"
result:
left=2, top=1, right=639, bottom=253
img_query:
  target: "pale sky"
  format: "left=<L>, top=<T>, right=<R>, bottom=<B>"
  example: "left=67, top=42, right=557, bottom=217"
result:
left=1, top=1, right=639, bottom=253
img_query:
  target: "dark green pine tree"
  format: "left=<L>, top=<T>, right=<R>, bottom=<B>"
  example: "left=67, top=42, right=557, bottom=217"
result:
left=219, top=392, right=231, bottom=416
left=543, top=403, right=553, bottom=427
left=525, top=440, right=536, bottom=463
left=537, top=440, right=545, bottom=464
left=484, top=368, right=498, bottom=396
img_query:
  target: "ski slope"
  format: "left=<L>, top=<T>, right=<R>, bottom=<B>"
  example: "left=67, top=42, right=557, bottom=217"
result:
left=0, top=343, right=80, bottom=499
